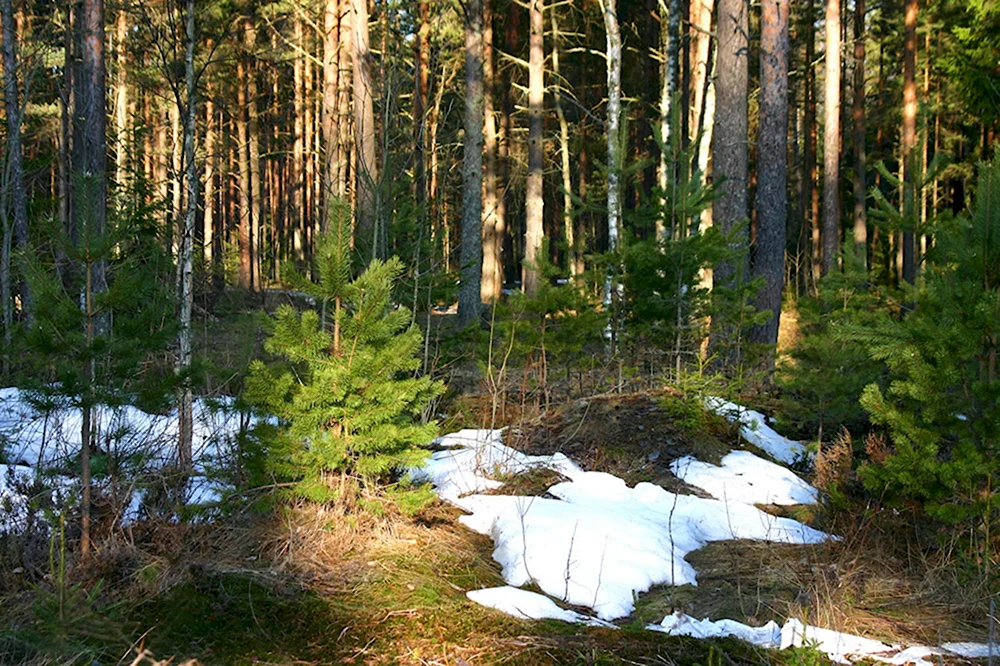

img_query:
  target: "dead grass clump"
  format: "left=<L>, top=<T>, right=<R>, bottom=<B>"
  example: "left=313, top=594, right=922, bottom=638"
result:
left=813, top=428, right=855, bottom=495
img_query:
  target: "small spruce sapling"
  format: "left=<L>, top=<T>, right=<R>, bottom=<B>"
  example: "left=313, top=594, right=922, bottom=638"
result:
left=246, top=204, right=444, bottom=502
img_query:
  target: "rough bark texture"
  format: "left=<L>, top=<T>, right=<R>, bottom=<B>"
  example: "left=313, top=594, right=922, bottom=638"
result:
left=1, top=0, right=31, bottom=322
left=821, top=0, right=840, bottom=276
left=523, top=0, right=544, bottom=296
left=458, top=0, right=484, bottom=326
left=901, top=0, right=917, bottom=284
left=177, top=0, right=197, bottom=474
left=247, top=22, right=262, bottom=289
left=73, top=0, right=109, bottom=557
left=481, top=0, right=503, bottom=301
left=237, top=57, right=251, bottom=290
left=852, top=0, right=866, bottom=267
left=352, top=0, right=378, bottom=260
left=552, top=7, right=576, bottom=272
left=712, top=0, right=749, bottom=288
left=751, top=0, right=790, bottom=355
left=603, top=0, right=622, bottom=343
left=322, top=0, right=339, bottom=230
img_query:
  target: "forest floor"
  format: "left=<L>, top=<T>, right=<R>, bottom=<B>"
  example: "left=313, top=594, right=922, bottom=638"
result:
left=1, top=377, right=994, bottom=664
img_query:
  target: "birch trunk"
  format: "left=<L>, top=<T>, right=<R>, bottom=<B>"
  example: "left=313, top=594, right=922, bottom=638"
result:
left=602, top=0, right=622, bottom=344
left=551, top=7, right=576, bottom=273
left=177, top=0, right=197, bottom=475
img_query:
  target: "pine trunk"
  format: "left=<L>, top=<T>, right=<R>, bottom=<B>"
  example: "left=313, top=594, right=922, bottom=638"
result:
left=352, top=0, right=378, bottom=260
left=712, top=0, right=750, bottom=288
left=821, top=0, right=841, bottom=276
left=481, top=0, right=503, bottom=302
left=459, top=0, right=484, bottom=326
left=523, top=0, right=545, bottom=296
left=901, top=0, right=917, bottom=284
left=751, top=0, right=790, bottom=356
left=852, top=0, right=866, bottom=266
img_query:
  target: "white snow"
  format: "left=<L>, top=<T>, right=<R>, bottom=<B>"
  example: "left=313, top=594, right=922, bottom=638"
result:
left=426, top=408, right=994, bottom=665
left=671, top=450, right=818, bottom=505
left=423, top=429, right=828, bottom=620
left=705, top=397, right=809, bottom=465
left=0, top=387, right=256, bottom=528
left=466, top=586, right=612, bottom=626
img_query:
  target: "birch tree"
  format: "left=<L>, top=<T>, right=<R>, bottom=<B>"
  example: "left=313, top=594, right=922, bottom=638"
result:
left=601, top=0, right=622, bottom=344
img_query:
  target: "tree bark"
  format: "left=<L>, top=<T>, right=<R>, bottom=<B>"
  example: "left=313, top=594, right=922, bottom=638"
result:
left=852, top=0, right=866, bottom=267
left=322, top=0, right=340, bottom=230
left=72, top=0, right=109, bottom=557
left=712, top=0, right=749, bottom=288
left=414, top=1, right=429, bottom=220
left=246, top=21, right=262, bottom=290
left=177, top=0, right=197, bottom=475
left=237, top=57, right=251, bottom=290
left=459, top=0, right=484, bottom=326
left=293, top=17, right=305, bottom=263
left=602, top=0, right=622, bottom=342
left=204, top=96, right=216, bottom=271
left=523, top=0, right=545, bottom=296
left=750, top=0, right=790, bottom=356
left=821, top=0, right=840, bottom=276
left=351, top=0, right=378, bottom=260
left=901, top=0, right=917, bottom=284
left=1, top=0, right=31, bottom=325
left=481, top=0, right=503, bottom=302
left=551, top=6, right=577, bottom=273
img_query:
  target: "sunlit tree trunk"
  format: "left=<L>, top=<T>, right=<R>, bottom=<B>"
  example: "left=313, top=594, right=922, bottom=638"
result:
left=247, top=22, right=262, bottom=289
left=551, top=6, right=576, bottom=273
left=293, top=17, right=305, bottom=263
left=901, top=0, right=917, bottom=284
left=523, top=0, right=545, bottom=296
left=322, top=0, right=339, bottom=229
left=821, top=0, right=840, bottom=276
left=351, top=0, right=378, bottom=259
left=459, top=0, right=484, bottom=326
left=237, top=57, right=251, bottom=289
left=481, top=0, right=503, bottom=302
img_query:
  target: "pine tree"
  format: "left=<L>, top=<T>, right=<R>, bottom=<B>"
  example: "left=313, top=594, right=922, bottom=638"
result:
left=246, top=205, right=444, bottom=502
left=852, top=150, right=1000, bottom=536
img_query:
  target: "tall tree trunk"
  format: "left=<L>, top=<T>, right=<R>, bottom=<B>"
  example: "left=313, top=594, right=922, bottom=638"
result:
left=351, top=0, right=378, bottom=260
left=712, top=0, right=749, bottom=288
left=237, top=58, right=251, bottom=290
left=852, top=0, right=866, bottom=267
left=551, top=6, right=577, bottom=273
left=821, top=0, right=840, bottom=276
left=293, top=17, right=305, bottom=263
left=177, top=0, right=197, bottom=475
left=901, top=0, right=917, bottom=284
left=750, top=0, right=790, bottom=357
left=689, top=0, right=714, bottom=170
left=802, top=0, right=819, bottom=287
left=602, top=0, right=622, bottom=341
left=246, top=22, right=262, bottom=290
left=523, top=0, right=545, bottom=296
left=113, top=4, right=128, bottom=190
left=322, top=0, right=339, bottom=229
left=414, top=1, right=429, bottom=217
left=481, top=0, right=502, bottom=302
left=659, top=0, right=682, bottom=238
left=73, top=0, right=108, bottom=557
left=1, top=0, right=31, bottom=326
left=459, top=0, right=484, bottom=327
left=337, top=1, right=352, bottom=201
left=204, top=96, right=216, bottom=271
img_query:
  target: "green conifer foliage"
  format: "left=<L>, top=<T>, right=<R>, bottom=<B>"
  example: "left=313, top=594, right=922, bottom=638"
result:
left=854, top=150, right=1000, bottom=533
left=246, top=213, right=444, bottom=502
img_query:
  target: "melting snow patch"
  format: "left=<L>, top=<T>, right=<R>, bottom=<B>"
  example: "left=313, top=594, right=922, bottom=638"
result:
left=671, top=450, right=818, bottom=505
left=466, top=586, right=612, bottom=626
left=705, top=397, right=808, bottom=465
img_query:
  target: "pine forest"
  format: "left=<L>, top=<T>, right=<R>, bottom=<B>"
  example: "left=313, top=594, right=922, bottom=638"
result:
left=0, top=0, right=998, bottom=663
